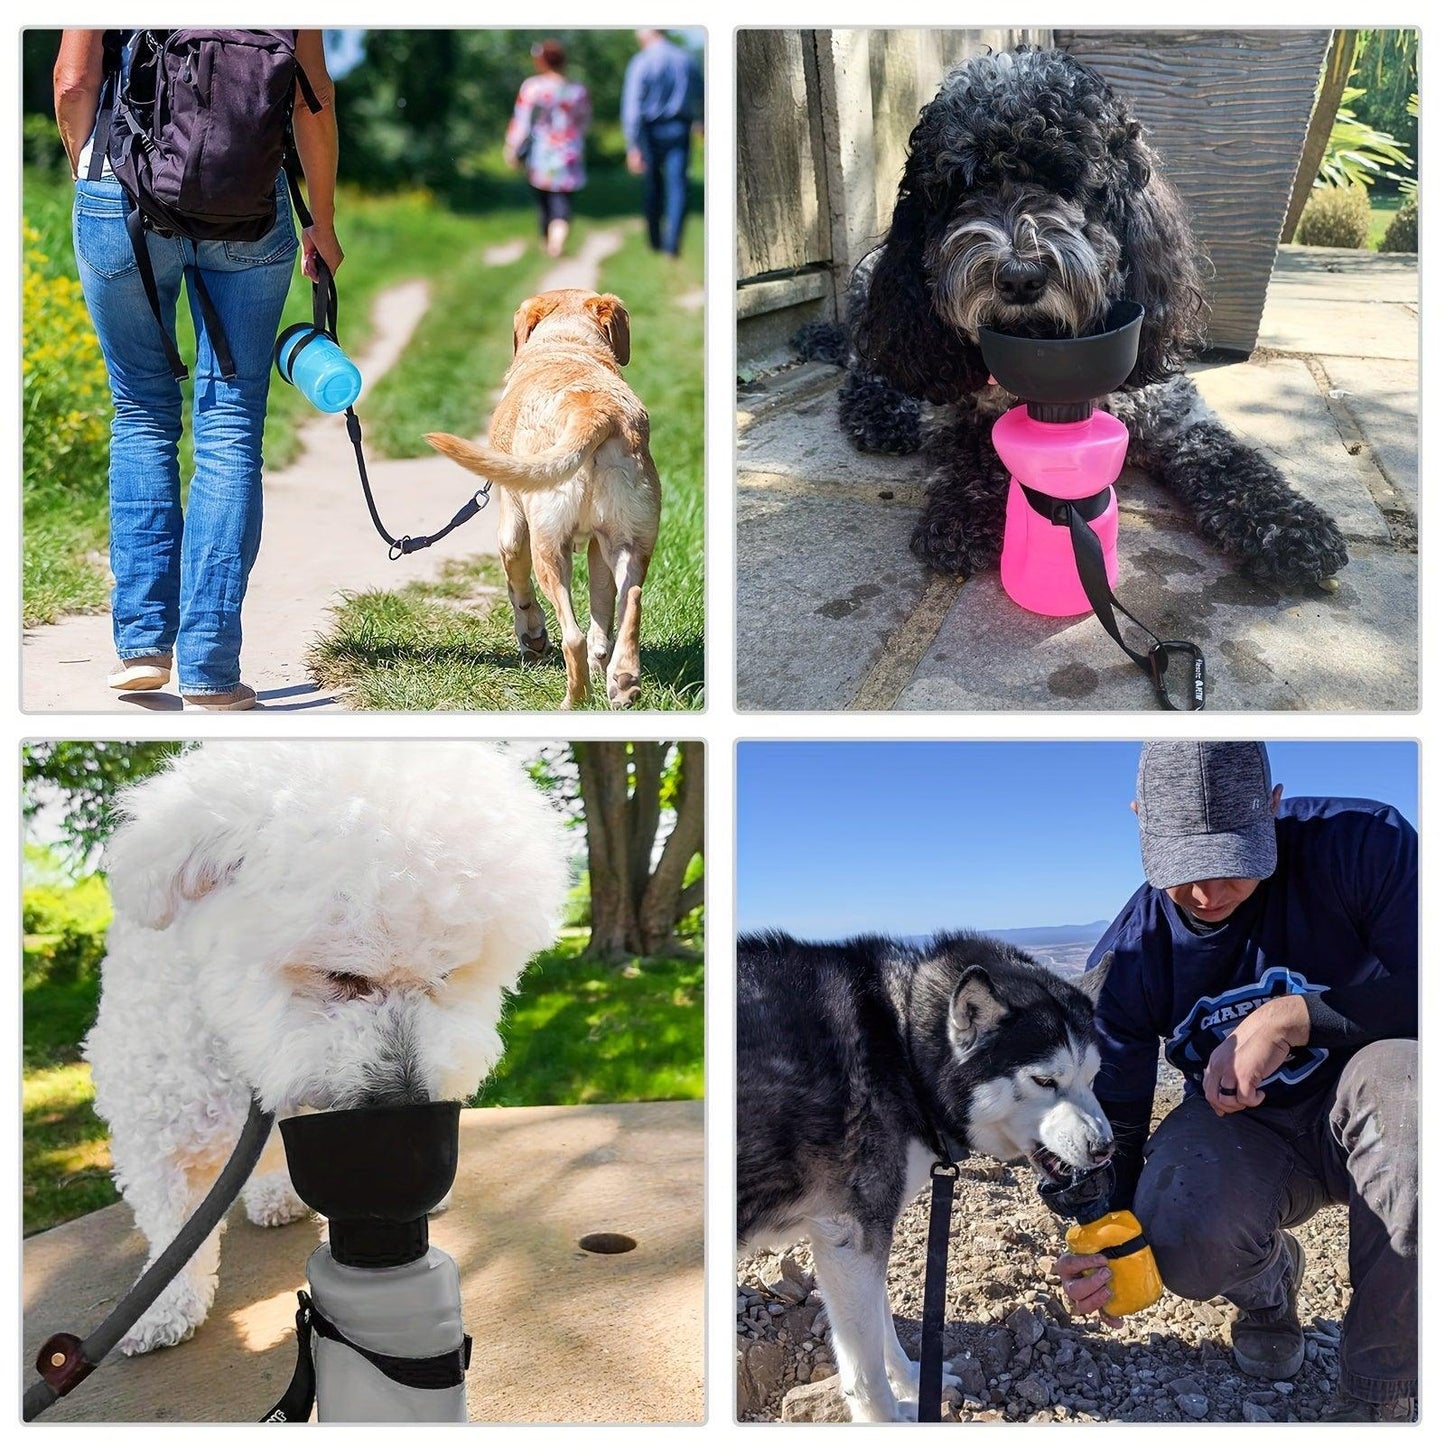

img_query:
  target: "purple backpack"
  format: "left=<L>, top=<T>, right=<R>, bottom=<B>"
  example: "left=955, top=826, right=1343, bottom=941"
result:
left=88, top=29, right=321, bottom=379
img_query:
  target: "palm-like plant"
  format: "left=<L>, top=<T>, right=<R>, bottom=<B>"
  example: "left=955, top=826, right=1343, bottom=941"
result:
left=1317, top=86, right=1413, bottom=190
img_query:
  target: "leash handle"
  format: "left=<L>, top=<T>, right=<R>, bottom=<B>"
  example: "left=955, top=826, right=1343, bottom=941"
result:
left=1062, top=499, right=1207, bottom=711
left=917, top=1160, right=958, bottom=1423
left=24, top=1099, right=276, bottom=1421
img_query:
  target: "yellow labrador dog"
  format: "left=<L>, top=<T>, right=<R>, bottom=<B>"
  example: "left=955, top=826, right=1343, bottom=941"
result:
left=426, top=289, right=661, bottom=708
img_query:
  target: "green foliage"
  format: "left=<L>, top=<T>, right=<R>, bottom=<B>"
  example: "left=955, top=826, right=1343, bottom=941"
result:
left=334, top=30, right=697, bottom=201
left=1380, top=196, right=1418, bottom=253
left=23, top=866, right=112, bottom=988
left=1350, top=30, right=1418, bottom=182
left=1296, top=184, right=1372, bottom=249
left=471, top=936, right=704, bottom=1107
left=22, top=112, right=68, bottom=176
left=23, top=741, right=187, bottom=870
left=1317, top=87, right=1412, bottom=192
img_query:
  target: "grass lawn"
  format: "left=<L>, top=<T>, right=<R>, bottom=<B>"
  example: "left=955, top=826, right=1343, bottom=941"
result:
left=306, top=207, right=705, bottom=711
left=22, top=932, right=702, bottom=1236
left=22, top=169, right=566, bottom=624
left=1368, top=191, right=1405, bottom=250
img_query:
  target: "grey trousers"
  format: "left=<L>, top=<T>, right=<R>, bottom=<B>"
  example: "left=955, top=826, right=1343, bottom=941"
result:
left=1134, top=1039, right=1417, bottom=1404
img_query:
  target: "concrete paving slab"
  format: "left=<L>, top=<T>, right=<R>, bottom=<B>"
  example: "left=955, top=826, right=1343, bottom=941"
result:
left=738, top=360, right=848, bottom=427
left=1256, top=249, right=1418, bottom=363
left=737, top=388, right=928, bottom=494
left=1190, top=355, right=1391, bottom=542
left=895, top=521, right=1416, bottom=713
left=22, top=1101, right=703, bottom=1424
left=737, top=488, right=929, bottom=710
left=1266, top=245, right=1420, bottom=306
left=1317, top=357, right=1419, bottom=510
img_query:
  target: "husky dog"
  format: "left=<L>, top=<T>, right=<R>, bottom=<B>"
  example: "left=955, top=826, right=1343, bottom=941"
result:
left=737, top=930, right=1113, bottom=1422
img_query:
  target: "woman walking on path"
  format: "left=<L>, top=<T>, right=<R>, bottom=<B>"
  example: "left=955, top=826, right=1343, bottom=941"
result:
left=53, top=28, right=342, bottom=711
left=505, top=39, right=592, bottom=260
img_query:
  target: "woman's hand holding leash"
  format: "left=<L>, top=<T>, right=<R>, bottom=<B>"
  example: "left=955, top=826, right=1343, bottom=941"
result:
left=303, top=223, right=344, bottom=280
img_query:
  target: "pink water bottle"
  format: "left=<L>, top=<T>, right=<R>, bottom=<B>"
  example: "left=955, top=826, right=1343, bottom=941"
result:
left=979, top=302, right=1144, bottom=618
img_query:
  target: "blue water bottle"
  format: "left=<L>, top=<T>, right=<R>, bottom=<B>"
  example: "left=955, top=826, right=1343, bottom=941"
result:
left=274, top=258, right=362, bottom=413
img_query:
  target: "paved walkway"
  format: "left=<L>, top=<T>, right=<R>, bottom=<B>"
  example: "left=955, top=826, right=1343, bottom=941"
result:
left=736, top=246, right=1418, bottom=712
left=22, top=228, right=625, bottom=714
left=23, top=1101, right=703, bottom=1423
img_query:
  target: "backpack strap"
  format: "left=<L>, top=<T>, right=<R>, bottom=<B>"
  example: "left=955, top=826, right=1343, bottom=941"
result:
left=124, top=202, right=189, bottom=380
left=85, top=30, right=128, bottom=181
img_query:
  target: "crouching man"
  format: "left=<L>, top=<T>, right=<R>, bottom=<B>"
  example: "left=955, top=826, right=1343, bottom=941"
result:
left=1054, top=741, right=1417, bottom=1422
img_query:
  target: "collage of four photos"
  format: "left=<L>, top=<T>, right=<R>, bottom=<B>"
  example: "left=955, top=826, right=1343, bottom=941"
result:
left=16, top=22, right=1420, bottom=1428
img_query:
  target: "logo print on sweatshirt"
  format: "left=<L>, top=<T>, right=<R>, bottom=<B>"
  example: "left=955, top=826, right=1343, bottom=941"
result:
left=1165, top=966, right=1328, bottom=1088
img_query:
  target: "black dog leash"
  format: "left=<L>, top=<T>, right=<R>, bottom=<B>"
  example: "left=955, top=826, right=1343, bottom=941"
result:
left=284, top=260, right=492, bottom=559
left=1020, top=484, right=1207, bottom=710
left=917, top=1159, right=959, bottom=1423
left=26, top=1098, right=276, bottom=1420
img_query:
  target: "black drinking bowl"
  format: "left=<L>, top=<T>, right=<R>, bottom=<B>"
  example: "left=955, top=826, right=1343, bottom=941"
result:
left=280, top=1100, right=461, bottom=1221
left=979, top=300, right=1145, bottom=408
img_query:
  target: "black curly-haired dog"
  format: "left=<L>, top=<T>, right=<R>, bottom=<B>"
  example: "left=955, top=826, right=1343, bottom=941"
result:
left=809, top=47, right=1348, bottom=587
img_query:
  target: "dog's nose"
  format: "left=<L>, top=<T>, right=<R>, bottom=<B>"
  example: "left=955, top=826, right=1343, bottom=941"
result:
left=997, top=262, right=1048, bottom=305
left=1088, top=1139, right=1115, bottom=1164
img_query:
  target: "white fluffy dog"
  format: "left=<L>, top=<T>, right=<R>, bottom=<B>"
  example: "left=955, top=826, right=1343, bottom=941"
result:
left=83, top=741, right=569, bottom=1355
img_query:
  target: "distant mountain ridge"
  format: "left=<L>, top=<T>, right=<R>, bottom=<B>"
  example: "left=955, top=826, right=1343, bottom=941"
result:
left=894, top=922, right=1109, bottom=977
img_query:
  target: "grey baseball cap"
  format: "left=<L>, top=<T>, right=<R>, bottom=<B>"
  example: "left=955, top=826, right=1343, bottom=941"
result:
left=1136, top=742, right=1277, bottom=890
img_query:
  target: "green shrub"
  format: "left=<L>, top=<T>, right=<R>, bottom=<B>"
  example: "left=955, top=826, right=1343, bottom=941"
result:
left=1296, top=185, right=1372, bottom=249
left=23, top=873, right=112, bottom=987
left=22, top=221, right=111, bottom=505
left=22, top=113, right=69, bottom=178
left=1380, top=196, right=1418, bottom=253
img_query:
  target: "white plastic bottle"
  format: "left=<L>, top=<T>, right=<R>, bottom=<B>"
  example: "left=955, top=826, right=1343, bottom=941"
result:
left=307, top=1242, right=468, bottom=1422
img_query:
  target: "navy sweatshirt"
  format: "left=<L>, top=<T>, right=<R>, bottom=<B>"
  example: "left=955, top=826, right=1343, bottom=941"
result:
left=1085, top=797, right=1417, bottom=1208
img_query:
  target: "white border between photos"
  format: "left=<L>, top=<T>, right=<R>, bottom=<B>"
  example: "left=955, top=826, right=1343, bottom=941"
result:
left=4, top=3, right=1436, bottom=1440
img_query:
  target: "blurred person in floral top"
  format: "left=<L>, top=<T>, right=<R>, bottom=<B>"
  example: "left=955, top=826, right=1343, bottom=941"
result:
left=505, top=39, right=592, bottom=258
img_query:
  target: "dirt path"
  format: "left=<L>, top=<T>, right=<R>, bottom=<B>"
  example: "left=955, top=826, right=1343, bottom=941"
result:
left=22, top=226, right=625, bottom=714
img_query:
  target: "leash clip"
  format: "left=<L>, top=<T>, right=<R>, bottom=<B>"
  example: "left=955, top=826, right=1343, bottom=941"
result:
left=1147, top=640, right=1207, bottom=710
left=931, top=1159, right=960, bottom=1180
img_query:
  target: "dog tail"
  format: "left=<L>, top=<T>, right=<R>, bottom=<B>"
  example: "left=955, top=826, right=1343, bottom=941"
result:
left=424, top=411, right=613, bottom=492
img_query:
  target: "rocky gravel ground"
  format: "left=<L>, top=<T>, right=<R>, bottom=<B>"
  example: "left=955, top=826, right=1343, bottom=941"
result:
left=737, top=1080, right=1356, bottom=1423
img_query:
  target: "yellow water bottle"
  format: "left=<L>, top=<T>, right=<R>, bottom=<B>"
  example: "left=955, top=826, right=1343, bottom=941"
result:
left=1040, top=1161, right=1163, bottom=1318
left=1064, top=1202, right=1163, bottom=1317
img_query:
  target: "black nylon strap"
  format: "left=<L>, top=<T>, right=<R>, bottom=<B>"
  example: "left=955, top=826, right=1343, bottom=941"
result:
left=189, top=266, right=236, bottom=380
left=125, top=203, right=188, bottom=380
left=261, top=1290, right=471, bottom=1420
left=1062, top=498, right=1207, bottom=711
left=918, top=1161, right=958, bottom=1423
left=1098, top=1233, right=1151, bottom=1261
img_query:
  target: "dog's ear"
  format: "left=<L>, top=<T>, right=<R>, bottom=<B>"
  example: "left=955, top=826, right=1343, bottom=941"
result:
left=1116, top=161, right=1208, bottom=385
left=949, top=965, right=1008, bottom=1053
left=513, top=294, right=561, bottom=355
left=585, top=293, right=631, bottom=366
left=1075, top=952, right=1113, bottom=1009
left=852, top=185, right=989, bottom=404
left=113, top=843, right=243, bottom=931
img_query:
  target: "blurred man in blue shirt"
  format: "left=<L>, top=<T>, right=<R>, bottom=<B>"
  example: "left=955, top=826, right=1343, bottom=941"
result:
left=622, top=29, right=701, bottom=257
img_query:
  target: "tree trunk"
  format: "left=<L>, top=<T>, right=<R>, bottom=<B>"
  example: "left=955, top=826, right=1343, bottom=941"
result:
left=1282, top=30, right=1359, bottom=243
left=638, top=742, right=705, bottom=955
left=575, top=742, right=638, bottom=962
left=576, top=742, right=704, bottom=962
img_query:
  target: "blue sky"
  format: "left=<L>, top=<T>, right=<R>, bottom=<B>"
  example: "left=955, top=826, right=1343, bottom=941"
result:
left=736, top=741, right=1419, bottom=936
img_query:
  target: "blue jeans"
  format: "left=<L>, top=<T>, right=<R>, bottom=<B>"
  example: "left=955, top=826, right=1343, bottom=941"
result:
left=638, top=119, right=691, bottom=256
left=72, top=174, right=296, bottom=693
